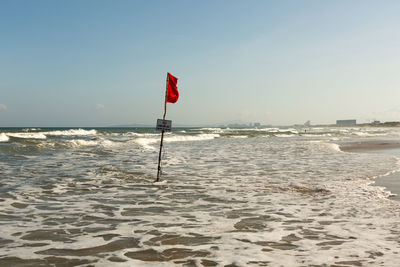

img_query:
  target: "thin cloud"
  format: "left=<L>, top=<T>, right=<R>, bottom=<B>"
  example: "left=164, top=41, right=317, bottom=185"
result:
left=0, top=104, right=7, bottom=111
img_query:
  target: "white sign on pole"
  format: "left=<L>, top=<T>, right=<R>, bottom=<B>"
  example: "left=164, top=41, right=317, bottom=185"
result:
left=156, top=119, right=172, bottom=131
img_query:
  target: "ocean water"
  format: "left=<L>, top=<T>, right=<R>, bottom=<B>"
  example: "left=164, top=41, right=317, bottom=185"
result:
left=0, top=127, right=400, bottom=266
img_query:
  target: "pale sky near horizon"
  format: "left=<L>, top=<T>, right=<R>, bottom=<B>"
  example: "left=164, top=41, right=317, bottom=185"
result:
left=1, top=0, right=400, bottom=127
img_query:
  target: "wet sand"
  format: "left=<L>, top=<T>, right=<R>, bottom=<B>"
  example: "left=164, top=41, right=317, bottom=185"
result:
left=340, top=140, right=400, bottom=202
left=340, top=140, right=400, bottom=152
left=374, top=173, right=400, bottom=201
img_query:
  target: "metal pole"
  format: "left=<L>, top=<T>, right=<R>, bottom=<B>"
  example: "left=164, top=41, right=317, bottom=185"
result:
left=156, top=73, right=169, bottom=182
left=163, top=73, right=168, bottom=120
left=156, top=130, right=165, bottom=181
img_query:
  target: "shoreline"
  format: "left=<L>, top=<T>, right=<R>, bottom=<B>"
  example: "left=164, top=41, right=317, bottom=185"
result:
left=340, top=140, right=400, bottom=202
left=340, top=140, right=400, bottom=152
left=374, top=172, right=400, bottom=202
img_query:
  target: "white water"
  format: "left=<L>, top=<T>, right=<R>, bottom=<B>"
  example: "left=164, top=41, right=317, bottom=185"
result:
left=6, top=132, right=47, bottom=139
left=44, top=129, right=97, bottom=136
left=1, top=127, right=400, bottom=266
left=0, top=133, right=9, bottom=142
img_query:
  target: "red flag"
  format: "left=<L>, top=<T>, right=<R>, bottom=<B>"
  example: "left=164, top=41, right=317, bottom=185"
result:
left=166, top=73, right=179, bottom=103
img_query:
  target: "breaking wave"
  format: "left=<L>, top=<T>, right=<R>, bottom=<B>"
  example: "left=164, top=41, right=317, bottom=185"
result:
left=124, top=132, right=159, bottom=137
left=164, top=133, right=219, bottom=142
left=0, top=133, right=9, bottom=142
left=45, top=129, right=97, bottom=136
left=0, top=129, right=97, bottom=142
left=7, top=132, right=47, bottom=139
left=324, top=142, right=343, bottom=153
left=132, top=133, right=220, bottom=150
left=134, top=138, right=158, bottom=150
left=67, top=138, right=116, bottom=148
left=2, top=126, right=400, bottom=266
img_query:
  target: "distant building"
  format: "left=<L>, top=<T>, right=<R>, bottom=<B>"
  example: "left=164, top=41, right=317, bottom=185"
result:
left=336, top=120, right=356, bottom=126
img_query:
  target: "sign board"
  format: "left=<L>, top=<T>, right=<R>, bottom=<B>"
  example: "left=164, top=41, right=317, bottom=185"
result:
left=156, top=119, right=172, bottom=131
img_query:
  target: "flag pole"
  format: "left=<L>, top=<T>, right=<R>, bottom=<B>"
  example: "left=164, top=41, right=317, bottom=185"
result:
left=156, top=73, right=169, bottom=182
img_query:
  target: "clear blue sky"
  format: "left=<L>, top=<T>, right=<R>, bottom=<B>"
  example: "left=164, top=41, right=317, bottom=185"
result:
left=1, top=0, right=400, bottom=126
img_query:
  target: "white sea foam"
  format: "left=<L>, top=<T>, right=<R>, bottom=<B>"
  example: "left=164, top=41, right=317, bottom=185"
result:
left=230, top=135, right=248, bottom=139
left=376, top=158, right=400, bottom=177
left=67, top=138, right=116, bottom=148
left=198, top=128, right=225, bottom=134
left=302, top=134, right=332, bottom=137
left=133, top=133, right=220, bottom=149
left=134, top=138, right=158, bottom=150
left=262, top=127, right=280, bottom=131
left=352, top=131, right=378, bottom=137
left=124, top=132, right=159, bottom=137
left=68, top=139, right=99, bottom=147
left=2, top=127, right=400, bottom=266
left=285, top=128, right=298, bottom=134
left=153, top=180, right=168, bottom=185
left=0, top=133, right=9, bottom=142
left=275, top=134, right=296, bottom=137
left=308, top=141, right=343, bottom=153
left=199, top=128, right=223, bottom=131
left=325, top=143, right=342, bottom=153
left=164, top=133, right=219, bottom=142
left=100, top=139, right=117, bottom=148
left=22, top=128, right=41, bottom=132
left=7, top=132, right=47, bottom=139
left=45, top=129, right=97, bottom=136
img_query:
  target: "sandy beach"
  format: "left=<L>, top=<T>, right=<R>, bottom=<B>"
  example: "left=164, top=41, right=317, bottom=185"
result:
left=340, top=140, right=400, bottom=152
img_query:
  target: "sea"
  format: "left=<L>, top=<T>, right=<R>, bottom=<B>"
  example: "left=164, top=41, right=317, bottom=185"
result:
left=0, top=127, right=400, bottom=266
